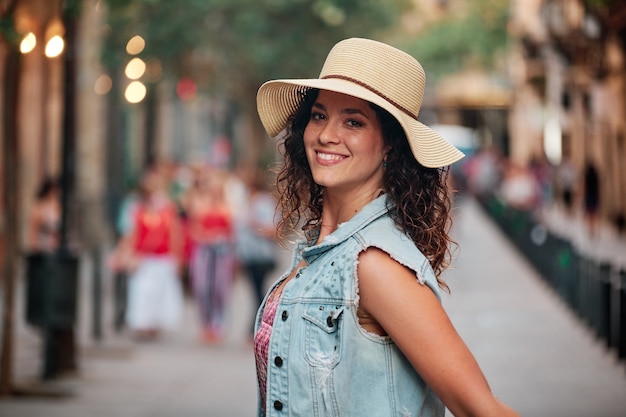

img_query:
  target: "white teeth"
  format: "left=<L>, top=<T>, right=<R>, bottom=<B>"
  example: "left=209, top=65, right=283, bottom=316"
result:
left=317, top=152, right=343, bottom=161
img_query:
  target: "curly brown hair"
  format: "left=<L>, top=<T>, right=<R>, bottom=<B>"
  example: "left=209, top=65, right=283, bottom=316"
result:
left=273, top=89, right=455, bottom=289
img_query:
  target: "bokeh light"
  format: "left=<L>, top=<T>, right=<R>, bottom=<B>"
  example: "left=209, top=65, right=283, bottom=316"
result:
left=94, top=74, right=113, bottom=95
left=45, top=35, right=64, bottom=58
left=543, top=114, right=562, bottom=165
left=126, top=35, right=145, bottom=55
left=125, top=80, right=147, bottom=103
left=20, top=32, right=36, bottom=54
left=145, top=58, right=163, bottom=83
left=125, top=57, right=146, bottom=80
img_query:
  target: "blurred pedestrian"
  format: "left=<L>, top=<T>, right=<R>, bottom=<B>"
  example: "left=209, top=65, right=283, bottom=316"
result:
left=583, top=160, right=600, bottom=237
left=119, top=168, right=184, bottom=341
left=26, top=176, right=77, bottom=376
left=253, top=38, right=520, bottom=417
left=235, top=169, right=279, bottom=338
left=556, top=155, right=577, bottom=214
left=499, top=161, right=538, bottom=212
left=106, top=181, right=141, bottom=331
left=183, top=167, right=237, bottom=343
left=463, top=144, right=503, bottom=199
left=27, top=177, right=61, bottom=253
left=529, top=155, right=554, bottom=219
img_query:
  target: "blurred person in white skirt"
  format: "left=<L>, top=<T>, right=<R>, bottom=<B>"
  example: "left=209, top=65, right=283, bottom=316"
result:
left=111, top=168, right=184, bottom=341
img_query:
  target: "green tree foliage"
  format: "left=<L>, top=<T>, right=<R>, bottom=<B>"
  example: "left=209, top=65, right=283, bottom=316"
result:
left=0, top=0, right=23, bottom=47
left=102, top=0, right=412, bottom=98
left=400, top=0, right=510, bottom=82
left=585, top=0, right=621, bottom=8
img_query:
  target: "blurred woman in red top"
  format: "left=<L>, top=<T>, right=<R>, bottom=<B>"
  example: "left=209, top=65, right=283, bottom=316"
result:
left=122, top=168, right=184, bottom=341
left=183, top=167, right=237, bottom=343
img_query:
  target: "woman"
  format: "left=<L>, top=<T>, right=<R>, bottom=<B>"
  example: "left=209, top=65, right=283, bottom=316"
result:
left=123, top=168, right=184, bottom=341
left=184, top=167, right=237, bottom=343
left=253, top=38, right=520, bottom=417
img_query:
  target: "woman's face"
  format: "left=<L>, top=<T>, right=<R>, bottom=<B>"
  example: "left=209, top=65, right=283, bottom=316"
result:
left=303, top=90, right=388, bottom=196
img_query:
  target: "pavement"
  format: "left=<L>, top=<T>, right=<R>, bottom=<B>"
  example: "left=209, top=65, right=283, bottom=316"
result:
left=1, top=196, right=626, bottom=417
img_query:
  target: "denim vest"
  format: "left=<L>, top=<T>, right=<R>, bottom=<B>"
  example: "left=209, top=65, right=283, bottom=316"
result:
left=256, top=195, right=445, bottom=417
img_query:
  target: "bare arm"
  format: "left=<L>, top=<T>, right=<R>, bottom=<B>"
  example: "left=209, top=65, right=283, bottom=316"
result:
left=357, top=247, right=520, bottom=417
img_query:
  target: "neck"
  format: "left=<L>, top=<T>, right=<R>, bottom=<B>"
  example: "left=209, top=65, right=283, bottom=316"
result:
left=322, top=188, right=382, bottom=223
left=316, top=189, right=383, bottom=244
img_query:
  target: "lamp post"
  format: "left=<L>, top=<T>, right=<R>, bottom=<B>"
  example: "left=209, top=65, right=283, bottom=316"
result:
left=28, top=0, right=81, bottom=381
left=0, top=2, right=22, bottom=396
left=40, top=0, right=81, bottom=380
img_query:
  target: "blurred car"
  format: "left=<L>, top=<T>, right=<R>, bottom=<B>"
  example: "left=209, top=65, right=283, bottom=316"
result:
left=430, top=124, right=481, bottom=193
left=429, top=124, right=480, bottom=158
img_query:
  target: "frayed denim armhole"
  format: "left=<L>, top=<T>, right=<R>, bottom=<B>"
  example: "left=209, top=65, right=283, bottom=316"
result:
left=353, top=230, right=442, bottom=303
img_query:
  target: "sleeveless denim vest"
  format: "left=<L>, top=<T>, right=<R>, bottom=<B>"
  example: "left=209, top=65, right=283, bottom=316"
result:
left=255, top=195, right=445, bottom=417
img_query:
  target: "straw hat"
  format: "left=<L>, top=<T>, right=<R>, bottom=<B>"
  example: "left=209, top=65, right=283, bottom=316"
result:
left=256, top=37, right=464, bottom=168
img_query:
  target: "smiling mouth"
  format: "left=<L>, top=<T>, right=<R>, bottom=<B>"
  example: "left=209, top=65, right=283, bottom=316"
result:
left=317, top=152, right=345, bottom=162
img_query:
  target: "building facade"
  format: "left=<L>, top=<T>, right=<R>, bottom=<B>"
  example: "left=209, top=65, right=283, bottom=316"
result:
left=0, top=0, right=108, bottom=254
left=508, top=0, right=626, bottom=234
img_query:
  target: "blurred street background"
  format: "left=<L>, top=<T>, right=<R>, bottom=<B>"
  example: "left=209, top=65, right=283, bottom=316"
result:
left=1, top=197, right=625, bottom=417
left=1, top=0, right=626, bottom=416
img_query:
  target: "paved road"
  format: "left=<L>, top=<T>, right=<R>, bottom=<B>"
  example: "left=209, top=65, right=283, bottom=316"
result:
left=1, top=197, right=625, bottom=417
left=443, top=197, right=626, bottom=417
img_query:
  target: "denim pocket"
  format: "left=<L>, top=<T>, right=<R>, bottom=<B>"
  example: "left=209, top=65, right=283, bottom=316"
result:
left=302, top=304, right=344, bottom=368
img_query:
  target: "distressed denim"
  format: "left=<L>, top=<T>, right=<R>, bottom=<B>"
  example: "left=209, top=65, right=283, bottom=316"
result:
left=255, top=195, right=445, bottom=417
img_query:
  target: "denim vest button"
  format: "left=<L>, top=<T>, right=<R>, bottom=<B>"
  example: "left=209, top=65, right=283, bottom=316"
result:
left=281, top=310, right=288, bottom=321
left=273, top=400, right=283, bottom=410
left=274, top=356, right=283, bottom=367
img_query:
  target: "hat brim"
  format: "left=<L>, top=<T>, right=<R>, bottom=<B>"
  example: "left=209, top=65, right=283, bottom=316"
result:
left=257, top=78, right=464, bottom=168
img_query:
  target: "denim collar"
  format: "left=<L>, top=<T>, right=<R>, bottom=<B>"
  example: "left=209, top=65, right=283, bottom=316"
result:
left=300, top=194, right=391, bottom=264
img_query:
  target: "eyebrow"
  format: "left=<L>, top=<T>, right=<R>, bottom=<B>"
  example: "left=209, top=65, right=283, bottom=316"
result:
left=312, top=102, right=369, bottom=117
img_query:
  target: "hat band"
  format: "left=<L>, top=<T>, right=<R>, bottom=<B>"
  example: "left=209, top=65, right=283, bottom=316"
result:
left=321, top=74, right=418, bottom=120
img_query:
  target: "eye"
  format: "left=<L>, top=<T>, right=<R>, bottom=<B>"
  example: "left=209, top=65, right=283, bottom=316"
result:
left=346, top=119, right=363, bottom=128
left=310, top=111, right=325, bottom=121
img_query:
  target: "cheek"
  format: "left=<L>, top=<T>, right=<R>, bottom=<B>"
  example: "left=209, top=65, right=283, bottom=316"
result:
left=302, top=132, right=314, bottom=157
left=358, top=139, right=386, bottom=160
left=303, top=125, right=317, bottom=147
left=302, top=129, right=317, bottom=163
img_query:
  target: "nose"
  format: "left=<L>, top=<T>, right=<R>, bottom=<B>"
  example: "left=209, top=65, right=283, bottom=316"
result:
left=318, top=120, right=340, bottom=145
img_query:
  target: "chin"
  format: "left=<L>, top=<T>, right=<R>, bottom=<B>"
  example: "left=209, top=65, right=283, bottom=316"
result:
left=312, top=176, right=339, bottom=189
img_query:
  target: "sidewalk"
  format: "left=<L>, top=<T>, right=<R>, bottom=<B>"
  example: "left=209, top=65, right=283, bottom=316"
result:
left=1, top=245, right=265, bottom=417
left=443, top=196, right=626, bottom=417
left=0, top=196, right=625, bottom=417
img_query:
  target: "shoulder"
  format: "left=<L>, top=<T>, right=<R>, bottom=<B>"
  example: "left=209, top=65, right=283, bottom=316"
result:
left=356, top=215, right=423, bottom=268
left=355, top=215, right=440, bottom=296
